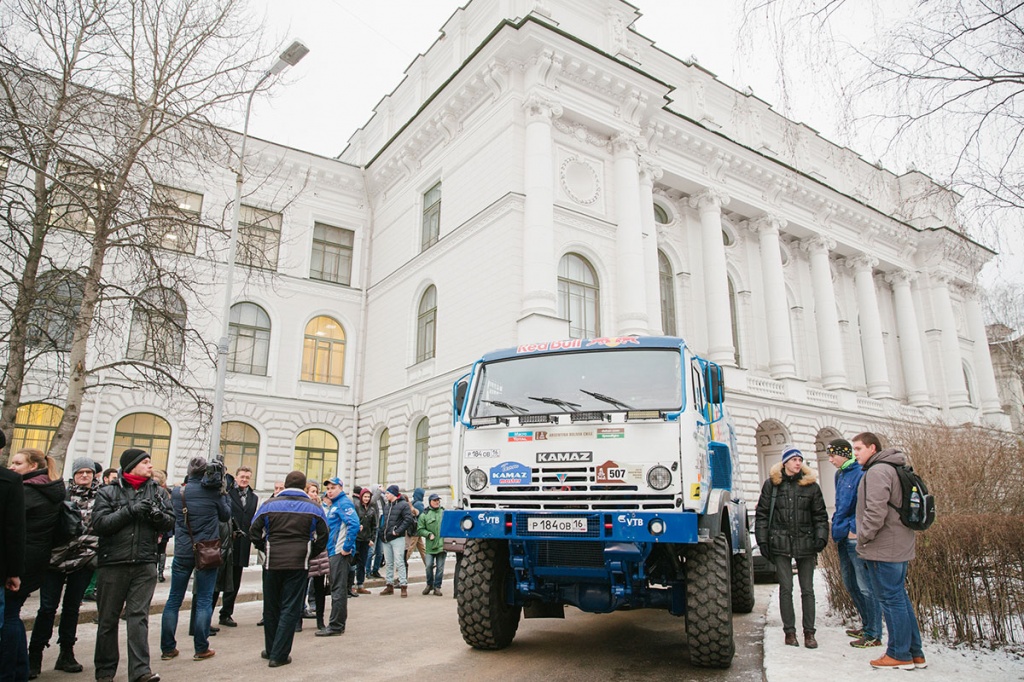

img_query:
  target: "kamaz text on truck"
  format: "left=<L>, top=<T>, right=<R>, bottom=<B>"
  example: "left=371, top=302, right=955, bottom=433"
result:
left=440, top=335, right=755, bottom=668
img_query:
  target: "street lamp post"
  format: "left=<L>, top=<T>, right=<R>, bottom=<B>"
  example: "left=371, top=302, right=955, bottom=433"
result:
left=209, top=40, right=309, bottom=462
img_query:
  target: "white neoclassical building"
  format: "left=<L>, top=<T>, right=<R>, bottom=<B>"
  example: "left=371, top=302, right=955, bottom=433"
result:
left=12, top=0, right=1009, bottom=508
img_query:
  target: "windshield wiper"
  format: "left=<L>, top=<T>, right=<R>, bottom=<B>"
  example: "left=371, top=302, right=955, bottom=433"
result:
left=528, top=395, right=582, bottom=412
left=481, top=399, right=528, bottom=414
left=580, top=389, right=632, bottom=410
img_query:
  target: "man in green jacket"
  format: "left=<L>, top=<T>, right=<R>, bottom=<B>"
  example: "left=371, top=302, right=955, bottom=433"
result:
left=417, top=494, right=445, bottom=596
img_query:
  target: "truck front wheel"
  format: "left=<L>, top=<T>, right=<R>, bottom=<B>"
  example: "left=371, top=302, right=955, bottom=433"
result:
left=457, top=539, right=522, bottom=649
left=684, top=534, right=735, bottom=668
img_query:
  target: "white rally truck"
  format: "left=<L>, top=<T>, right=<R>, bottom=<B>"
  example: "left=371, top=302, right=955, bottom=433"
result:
left=440, top=335, right=754, bottom=668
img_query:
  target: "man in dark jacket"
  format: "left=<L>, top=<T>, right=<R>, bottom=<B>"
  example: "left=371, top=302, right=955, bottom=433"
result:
left=0, top=430, right=25, bottom=645
left=755, top=444, right=828, bottom=649
left=160, top=457, right=230, bottom=662
left=249, top=470, right=327, bottom=667
left=853, top=432, right=926, bottom=671
left=218, top=465, right=258, bottom=627
left=91, top=448, right=174, bottom=682
left=379, top=485, right=415, bottom=597
left=828, top=438, right=882, bottom=648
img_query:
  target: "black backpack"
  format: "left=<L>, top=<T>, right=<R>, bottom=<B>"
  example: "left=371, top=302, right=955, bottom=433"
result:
left=883, top=462, right=936, bottom=531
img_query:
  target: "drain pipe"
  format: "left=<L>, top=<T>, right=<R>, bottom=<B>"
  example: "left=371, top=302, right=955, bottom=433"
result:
left=349, top=168, right=376, bottom=485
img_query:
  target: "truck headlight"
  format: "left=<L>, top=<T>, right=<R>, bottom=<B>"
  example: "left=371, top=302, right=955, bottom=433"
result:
left=467, top=468, right=487, bottom=492
left=647, top=465, right=672, bottom=491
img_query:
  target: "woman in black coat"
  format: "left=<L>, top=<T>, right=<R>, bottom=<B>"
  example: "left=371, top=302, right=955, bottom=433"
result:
left=2, top=449, right=65, bottom=682
left=754, top=445, right=829, bottom=649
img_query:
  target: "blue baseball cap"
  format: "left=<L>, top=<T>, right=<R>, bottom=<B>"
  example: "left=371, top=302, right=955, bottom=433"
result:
left=323, top=477, right=344, bottom=487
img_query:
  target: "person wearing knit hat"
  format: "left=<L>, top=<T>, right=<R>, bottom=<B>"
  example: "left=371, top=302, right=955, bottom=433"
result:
left=379, top=486, right=415, bottom=597
left=119, top=448, right=151, bottom=476
left=71, top=457, right=102, bottom=476
left=828, top=437, right=882, bottom=649
left=754, top=443, right=829, bottom=650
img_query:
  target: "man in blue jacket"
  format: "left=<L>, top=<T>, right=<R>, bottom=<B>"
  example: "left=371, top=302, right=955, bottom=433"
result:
left=828, top=438, right=882, bottom=648
left=315, top=477, right=358, bottom=637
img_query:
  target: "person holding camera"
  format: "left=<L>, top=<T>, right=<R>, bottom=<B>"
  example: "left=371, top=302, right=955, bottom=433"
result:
left=160, top=457, right=230, bottom=663
left=91, top=449, right=175, bottom=682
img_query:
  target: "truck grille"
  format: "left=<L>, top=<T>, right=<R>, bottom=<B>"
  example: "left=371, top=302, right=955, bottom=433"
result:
left=535, top=540, right=605, bottom=568
left=470, top=465, right=676, bottom=510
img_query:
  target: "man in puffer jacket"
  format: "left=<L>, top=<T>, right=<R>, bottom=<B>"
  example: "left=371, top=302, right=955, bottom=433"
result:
left=315, top=477, right=358, bottom=636
left=417, top=494, right=445, bottom=596
left=160, top=457, right=230, bottom=663
left=379, top=485, right=415, bottom=597
left=755, top=444, right=828, bottom=649
left=28, top=457, right=103, bottom=677
left=91, top=448, right=174, bottom=682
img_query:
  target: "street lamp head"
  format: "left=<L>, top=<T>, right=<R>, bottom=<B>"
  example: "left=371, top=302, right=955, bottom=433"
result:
left=269, top=39, right=309, bottom=75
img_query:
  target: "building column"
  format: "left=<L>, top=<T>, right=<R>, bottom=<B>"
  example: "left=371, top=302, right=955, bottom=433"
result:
left=638, top=156, right=663, bottom=335
left=848, top=255, right=891, bottom=398
left=688, top=189, right=735, bottom=365
left=963, top=286, right=1004, bottom=415
left=611, top=133, right=649, bottom=336
left=749, top=215, right=796, bottom=378
left=929, top=271, right=970, bottom=408
left=885, top=270, right=931, bottom=406
left=801, top=236, right=846, bottom=389
left=518, top=91, right=563, bottom=342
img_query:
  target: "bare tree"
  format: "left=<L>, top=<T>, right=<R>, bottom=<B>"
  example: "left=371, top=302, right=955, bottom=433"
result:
left=0, top=0, right=274, bottom=465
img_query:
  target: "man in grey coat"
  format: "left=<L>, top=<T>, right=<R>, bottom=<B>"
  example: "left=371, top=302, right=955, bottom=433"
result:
left=853, top=432, right=926, bottom=671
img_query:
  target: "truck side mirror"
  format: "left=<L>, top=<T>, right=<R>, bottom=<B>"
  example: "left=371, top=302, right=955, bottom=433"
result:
left=453, top=379, right=469, bottom=419
left=705, top=364, right=725, bottom=405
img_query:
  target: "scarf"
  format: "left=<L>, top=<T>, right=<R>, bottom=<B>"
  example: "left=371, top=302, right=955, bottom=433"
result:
left=122, top=472, right=148, bottom=490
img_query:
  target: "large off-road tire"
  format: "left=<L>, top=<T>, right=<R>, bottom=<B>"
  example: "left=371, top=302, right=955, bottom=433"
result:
left=684, top=534, right=735, bottom=669
left=730, top=525, right=756, bottom=614
left=456, top=539, right=522, bottom=649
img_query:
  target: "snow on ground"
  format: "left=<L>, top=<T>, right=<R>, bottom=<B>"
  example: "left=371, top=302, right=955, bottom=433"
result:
left=763, top=571, right=1024, bottom=681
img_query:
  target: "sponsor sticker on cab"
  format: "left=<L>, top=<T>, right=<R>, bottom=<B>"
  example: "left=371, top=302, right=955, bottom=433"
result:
left=597, top=460, right=627, bottom=483
left=596, top=428, right=625, bottom=439
left=490, top=461, right=532, bottom=486
left=508, top=431, right=533, bottom=442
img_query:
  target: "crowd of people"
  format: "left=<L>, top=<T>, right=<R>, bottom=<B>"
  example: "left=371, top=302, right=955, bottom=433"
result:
left=0, top=430, right=451, bottom=681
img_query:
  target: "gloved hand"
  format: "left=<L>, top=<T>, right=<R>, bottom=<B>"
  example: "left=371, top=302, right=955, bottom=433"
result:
left=761, top=551, right=773, bottom=564
left=148, top=503, right=166, bottom=523
left=128, top=499, right=148, bottom=517
left=814, top=538, right=827, bottom=552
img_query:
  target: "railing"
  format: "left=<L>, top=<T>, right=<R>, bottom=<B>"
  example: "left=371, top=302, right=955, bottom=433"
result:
left=747, top=375, right=786, bottom=399
left=806, top=387, right=840, bottom=409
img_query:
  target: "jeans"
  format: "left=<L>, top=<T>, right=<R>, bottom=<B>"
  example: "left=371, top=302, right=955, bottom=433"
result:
left=354, top=540, right=370, bottom=585
left=0, top=587, right=31, bottom=682
left=383, top=537, right=407, bottom=586
left=161, top=557, right=218, bottom=655
left=424, top=551, right=446, bottom=590
left=261, top=569, right=307, bottom=663
left=29, top=567, right=94, bottom=655
left=773, top=555, right=817, bottom=634
left=94, top=563, right=158, bottom=682
left=865, top=560, right=924, bottom=661
left=837, top=538, right=882, bottom=639
left=327, top=554, right=351, bottom=631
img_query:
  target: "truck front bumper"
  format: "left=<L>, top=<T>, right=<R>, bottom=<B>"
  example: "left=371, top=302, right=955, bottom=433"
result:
left=440, top=509, right=699, bottom=544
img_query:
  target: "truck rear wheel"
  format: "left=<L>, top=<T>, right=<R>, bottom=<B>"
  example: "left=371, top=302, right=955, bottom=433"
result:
left=684, top=534, right=735, bottom=668
left=457, top=539, right=521, bottom=649
left=730, top=526, right=756, bottom=614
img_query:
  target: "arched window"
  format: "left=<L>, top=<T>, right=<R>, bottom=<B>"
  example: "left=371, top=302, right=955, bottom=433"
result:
left=653, top=203, right=670, bottom=225
left=658, top=250, right=677, bottom=336
left=294, top=429, right=339, bottom=485
left=414, top=417, right=429, bottom=488
left=228, top=302, right=271, bottom=375
left=27, top=270, right=84, bottom=351
left=11, top=402, right=64, bottom=453
left=963, top=362, right=975, bottom=406
left=111, top=412, right=171, bottom=473
left=728, top=277, right=742, bottom=368
left=127, top=287, right=186, bottom=364
left=377, top=428, right=390, bottom=484
left=558, top=253, right=599, bottom=339
left=219, top=421, right=260, bottom=480
left=301, top=315, right=345, bottom=384
left=416, top=286, right=437, bottom=363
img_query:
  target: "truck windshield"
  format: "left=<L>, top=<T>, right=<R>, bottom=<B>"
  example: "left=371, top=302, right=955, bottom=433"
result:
left=472, top=348, right=682, bottom=418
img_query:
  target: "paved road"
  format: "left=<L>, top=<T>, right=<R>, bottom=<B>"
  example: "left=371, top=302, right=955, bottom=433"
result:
left=30, top=574, right=772, bottom=682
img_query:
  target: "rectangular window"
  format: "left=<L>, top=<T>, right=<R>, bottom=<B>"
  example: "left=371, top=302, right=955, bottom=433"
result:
left=421, top=181, right=441, bottom=251
left=148, top=184, right=202, bottom=253
left=238, top=205, right=282, bottom=271
left=50, top=162, right=108, bottom=233
left=310, top=222, right=354, bottom=285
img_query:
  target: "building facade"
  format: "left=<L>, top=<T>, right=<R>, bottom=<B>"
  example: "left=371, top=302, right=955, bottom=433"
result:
left=11, top=0, right=1009, bottom=508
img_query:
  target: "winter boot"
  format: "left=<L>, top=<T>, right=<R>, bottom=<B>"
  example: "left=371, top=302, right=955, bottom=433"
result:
left=400, top=585, right=408, bottom=598
left=380, top=584, right=394, bottom=595
left=804, top=631, right=818, bottom=649
left=28, top=645, right=43, bottom=679
left=55, top=645, right=84, bottom=673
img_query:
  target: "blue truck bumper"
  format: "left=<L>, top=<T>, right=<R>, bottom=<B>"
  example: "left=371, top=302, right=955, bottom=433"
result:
left=440, top=509, right=699, bottom=544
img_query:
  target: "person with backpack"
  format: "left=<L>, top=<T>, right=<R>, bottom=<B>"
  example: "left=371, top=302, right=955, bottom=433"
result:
left=827, top=438, right=883, bottom=649
left=754, top=444, right=829, bottom=649
left=852, top=432, right=926, bottom=671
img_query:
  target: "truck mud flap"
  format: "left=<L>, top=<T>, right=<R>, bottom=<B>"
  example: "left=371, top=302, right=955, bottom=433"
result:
left=524, top=602, right=565, bottom=619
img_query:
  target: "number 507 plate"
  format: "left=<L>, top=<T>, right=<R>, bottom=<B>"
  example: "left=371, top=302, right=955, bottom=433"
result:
left=527, top=517, right=587, bottom=533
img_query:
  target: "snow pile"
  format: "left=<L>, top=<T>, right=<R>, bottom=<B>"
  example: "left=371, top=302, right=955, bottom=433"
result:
left=763, top=571, right=1024, bottom=681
